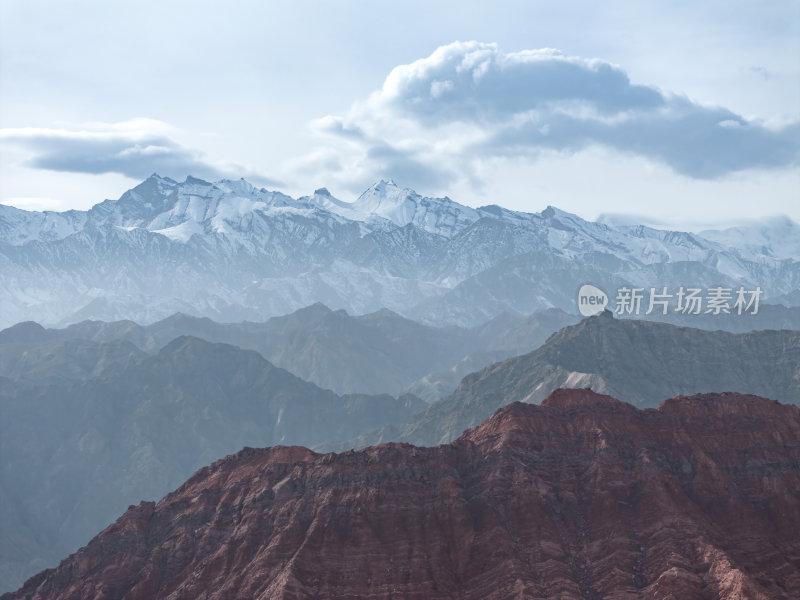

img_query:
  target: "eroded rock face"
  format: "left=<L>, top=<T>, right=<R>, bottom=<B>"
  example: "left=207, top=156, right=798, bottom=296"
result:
left=7, top=390, right=800, bottom=599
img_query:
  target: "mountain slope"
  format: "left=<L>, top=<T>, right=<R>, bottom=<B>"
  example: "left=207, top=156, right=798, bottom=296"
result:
left=0, top=304, right=578, bottom=398
left=339, top=311, right=800, bottom=448
left=6, top=390, right=800, bottom=599
left=700, top=215, right=800, bottom=261
left=1, top=174, right=797, bottom=328
left=0, top=337, right=424, bottom=593
left=3, top=301, right=797, bottom=403
left=0, top=336, right=147, bottom=383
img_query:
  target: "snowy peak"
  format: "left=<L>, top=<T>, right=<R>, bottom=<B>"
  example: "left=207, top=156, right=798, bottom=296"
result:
left=1, top=173, right=798, bottom=331
left=88, top=173, right=181, bottom=226
left=142, top=178, right=301, bottom=242
left=1, top=175, right=797, bottom=269
left=353, top=180, right=422, bottom=223
left=299, top=187, right=355, bottom=215
left=540, top=205, right=577, bottom=221
left=214, top=177, right=260, bottom=197
left=69, top=175, right=303, bottom=243
left=298, top=179, right=481, bottom=238
left=184, top=175, right=212, bottom=186
left=700, top=216, right=800, bottom=261
left=352, top=179, right=480, bottom=237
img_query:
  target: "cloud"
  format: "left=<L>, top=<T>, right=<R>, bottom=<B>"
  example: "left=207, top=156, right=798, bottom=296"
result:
left=376, top=43, right=664, bottom=122
left=364, top=142, right=459, bottom=190
left=476, top=97, right=800, bottom=178
left=0, top=119, right=281, bottom=186
left=310, top=115, right=368, bottom=142
left=303, top=41, right=799, bottom=191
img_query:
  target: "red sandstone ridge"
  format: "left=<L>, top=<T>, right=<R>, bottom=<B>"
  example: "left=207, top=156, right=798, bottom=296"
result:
left=6, top=390, right=800, bottom=600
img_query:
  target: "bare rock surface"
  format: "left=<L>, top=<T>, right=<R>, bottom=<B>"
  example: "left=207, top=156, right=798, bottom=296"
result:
left=6, top=389, right=800, bottom=599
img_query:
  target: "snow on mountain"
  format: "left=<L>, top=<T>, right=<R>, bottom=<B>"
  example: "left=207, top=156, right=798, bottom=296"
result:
left=699, top=216, right=800, bottom=261
left=300, top=187, right=357, bottom=214
left=78, top=174, right=352, bottom=247
left=298, top=179, right=481, bottom=238
left=349, top=180, right=480, bottom=237
left=0, top=203, right=87, bottom=245
left=0, top=174, right=797, bottom=329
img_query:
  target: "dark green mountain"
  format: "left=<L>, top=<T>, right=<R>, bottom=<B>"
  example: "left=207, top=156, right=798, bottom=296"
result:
left=335, top=311, right=800, bottom=449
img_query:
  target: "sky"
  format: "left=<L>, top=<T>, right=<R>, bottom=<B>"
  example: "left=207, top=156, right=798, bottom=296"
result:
left=1, top=0, right=798, bottom=230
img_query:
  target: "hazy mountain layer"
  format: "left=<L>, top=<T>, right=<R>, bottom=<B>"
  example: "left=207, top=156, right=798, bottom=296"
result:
left=0, top=305, right=579, bottom=399
left=0, top=337, right=424, bottom=592
left=337, top=311, right=800, bottom=449
left=4, top=301, right=797, bottom=401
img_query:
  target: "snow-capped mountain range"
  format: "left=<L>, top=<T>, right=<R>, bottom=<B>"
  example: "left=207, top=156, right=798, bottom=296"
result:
left=1, top=174, right=798, bottom=329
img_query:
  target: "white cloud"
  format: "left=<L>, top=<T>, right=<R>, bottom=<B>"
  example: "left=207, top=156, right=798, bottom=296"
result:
left=0, top=119, right=281, bottom=186
left=297, top=41, right=799, bottom=195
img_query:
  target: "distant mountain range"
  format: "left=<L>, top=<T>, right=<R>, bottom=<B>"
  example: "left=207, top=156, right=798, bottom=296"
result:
left=338, top=311, right=800, bottom=449
left=4, top=302, right=797, bottom=402
left=6, top=389, right=799, bottom=599
left=1, top=174, right=798, bottom=329
left=0, top=304, right=579, bottom=399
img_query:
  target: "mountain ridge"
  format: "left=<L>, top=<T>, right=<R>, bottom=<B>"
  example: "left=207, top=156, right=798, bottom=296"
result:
left=1, top=174, right=797, bottom=329
left=333, top=311, right=800, bottom=449
left=6, top=389, right=799, bottom=599
left=0, top=335, right=426, bottom=593
left=0, top=304, right=579, bottom=398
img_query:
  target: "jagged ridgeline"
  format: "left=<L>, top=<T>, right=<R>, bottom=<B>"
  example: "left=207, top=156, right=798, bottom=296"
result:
left=1, top=175, right=797, bottom=329
left=1, top=311, right=798, bottom=593
left=330, top=312, right=800, bottom=449
left=6, top=390, right=800, bottom=600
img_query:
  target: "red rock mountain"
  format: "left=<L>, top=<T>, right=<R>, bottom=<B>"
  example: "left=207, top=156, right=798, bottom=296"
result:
left=6, top=389, right=800, bottom=600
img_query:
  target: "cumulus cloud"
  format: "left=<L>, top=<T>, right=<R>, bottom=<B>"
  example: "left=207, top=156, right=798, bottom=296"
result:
left=0, top=118, right=281, bottom=186
left=304, top=41, right=799, bottom=191
left=375, top=44, right=664, bottom=122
